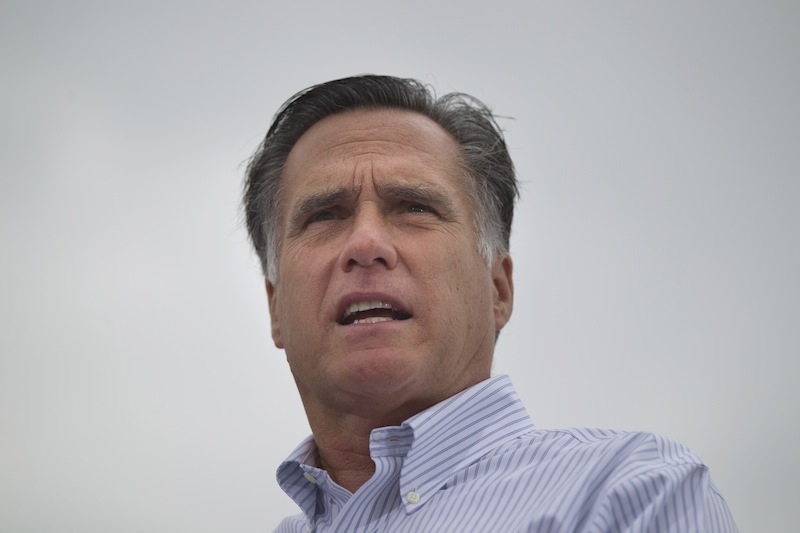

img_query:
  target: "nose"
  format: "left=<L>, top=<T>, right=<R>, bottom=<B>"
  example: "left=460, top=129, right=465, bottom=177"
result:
left=338, top=206, right=398, bottom=271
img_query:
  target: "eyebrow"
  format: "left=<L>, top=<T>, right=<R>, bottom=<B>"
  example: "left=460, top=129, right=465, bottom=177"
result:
left=378, top=182, right=457, bottom=216
left=290, top=188, right=351, bottom=230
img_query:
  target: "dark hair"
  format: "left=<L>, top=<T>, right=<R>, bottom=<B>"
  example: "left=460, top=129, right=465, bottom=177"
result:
left=243, top=74, right=518, bottom=281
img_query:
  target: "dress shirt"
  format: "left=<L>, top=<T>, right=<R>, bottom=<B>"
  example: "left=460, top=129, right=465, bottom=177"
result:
left=274, top=375, right=737, bottom=532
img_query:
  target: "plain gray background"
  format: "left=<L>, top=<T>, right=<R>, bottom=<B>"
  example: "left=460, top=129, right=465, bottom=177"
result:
left=2, top=1, right=797, bottom=531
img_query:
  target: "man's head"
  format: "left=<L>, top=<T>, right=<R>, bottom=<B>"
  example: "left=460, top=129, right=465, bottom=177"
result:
left=244, top=75, right=518, bottom=419
left=244, top=75, right=518, bottom=283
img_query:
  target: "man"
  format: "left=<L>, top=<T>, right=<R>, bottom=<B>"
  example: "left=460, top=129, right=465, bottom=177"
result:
left=244, top=75, right=737, bottom=532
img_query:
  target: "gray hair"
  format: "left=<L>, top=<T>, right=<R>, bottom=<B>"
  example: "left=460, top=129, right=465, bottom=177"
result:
left=244, top=75, right=518, bottom=282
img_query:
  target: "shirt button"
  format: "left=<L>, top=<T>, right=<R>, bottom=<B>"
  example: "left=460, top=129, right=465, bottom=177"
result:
left=405, top=491, right=420, bottom=504
left=303, top=472, right=317, bottom=484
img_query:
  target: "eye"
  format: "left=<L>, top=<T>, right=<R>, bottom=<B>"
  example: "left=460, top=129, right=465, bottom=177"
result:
left=307, top=209, right=337, bottom=225
left=406, top=203, right=434, bottom=214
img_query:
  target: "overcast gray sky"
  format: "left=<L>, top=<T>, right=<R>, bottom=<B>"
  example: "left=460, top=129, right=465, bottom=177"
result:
left=1, top=1, right=798, bottom=531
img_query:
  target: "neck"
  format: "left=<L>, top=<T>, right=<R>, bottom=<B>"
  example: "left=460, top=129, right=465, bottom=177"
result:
left=312, top=417, right=377, bottom=493
left=299, top=393, right=429, bottom=493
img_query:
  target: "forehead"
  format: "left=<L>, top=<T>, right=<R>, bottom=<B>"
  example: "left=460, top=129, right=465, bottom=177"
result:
left=280, top=109, right=465, bottom=195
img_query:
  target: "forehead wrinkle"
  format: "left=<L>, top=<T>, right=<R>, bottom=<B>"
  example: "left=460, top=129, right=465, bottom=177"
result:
left=292, top=112, right=463, bottom=185
left=312, top=121, right=456, bottom=163
left=316, top=139, right=432, bottom=166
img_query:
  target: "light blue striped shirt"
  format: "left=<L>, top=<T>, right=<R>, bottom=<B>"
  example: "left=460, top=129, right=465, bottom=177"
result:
left=275, top=375, right=737, bottom=532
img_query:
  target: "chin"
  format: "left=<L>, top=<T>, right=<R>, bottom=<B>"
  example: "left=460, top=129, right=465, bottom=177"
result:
left=333, top=352, right=424, bottom=399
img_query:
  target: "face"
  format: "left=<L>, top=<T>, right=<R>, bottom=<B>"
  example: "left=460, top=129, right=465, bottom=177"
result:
left=267, top=109, right=513, bottom=419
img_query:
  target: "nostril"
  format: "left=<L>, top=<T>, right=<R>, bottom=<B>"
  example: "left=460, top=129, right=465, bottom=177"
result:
left=347, top=256, right=387, bottom=267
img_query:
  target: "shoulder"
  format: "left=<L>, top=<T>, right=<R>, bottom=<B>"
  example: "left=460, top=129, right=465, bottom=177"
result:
left=491, top=427, right=710, bottom=492
left=500, top=428, right=737, bottom=531
left=442, top=427, right=735, bottom=531
left=542, top=427, right=705, bottom=466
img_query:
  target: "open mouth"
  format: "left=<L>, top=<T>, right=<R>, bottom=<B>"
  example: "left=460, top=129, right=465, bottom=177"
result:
left=337, top=300, right=412, bottom=325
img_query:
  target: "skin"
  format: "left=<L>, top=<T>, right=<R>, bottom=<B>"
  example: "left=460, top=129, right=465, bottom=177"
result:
left=266, top=109, right=513, bottom=492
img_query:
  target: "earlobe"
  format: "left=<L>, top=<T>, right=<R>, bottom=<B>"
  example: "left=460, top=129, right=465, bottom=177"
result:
left=266, top=280, right=285, bottom=349
left=492, top=255, right=514, bottom=330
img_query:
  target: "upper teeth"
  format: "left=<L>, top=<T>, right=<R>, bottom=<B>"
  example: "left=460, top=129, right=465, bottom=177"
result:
left=344, top=300, right=393, bottom=318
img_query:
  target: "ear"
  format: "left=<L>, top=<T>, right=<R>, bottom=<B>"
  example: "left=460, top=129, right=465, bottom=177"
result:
left=491, top=254, right=514, bottom=331
left=265, top=279, right=285, bottom=349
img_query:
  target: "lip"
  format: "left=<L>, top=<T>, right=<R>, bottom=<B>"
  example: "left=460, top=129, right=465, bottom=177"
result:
left=334, top=291, right=413, bottom=325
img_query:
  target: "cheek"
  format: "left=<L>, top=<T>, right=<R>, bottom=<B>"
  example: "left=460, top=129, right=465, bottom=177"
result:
left=452, top=261, right=494, bottom=324
left=274, top=277, right=313, bottom=341
left=277, top=255, right=336, bottom=322
left=428, top=257, right=491, bottom=326
left=281, top=241, right=313, bottom=271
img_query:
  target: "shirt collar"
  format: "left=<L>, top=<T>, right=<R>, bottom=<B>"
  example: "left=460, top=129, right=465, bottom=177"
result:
left=276, top=375, right=535, bottom=518
left=275, top=436, right=321, bottom=523
left=397, top=374, right=535, bottom=511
